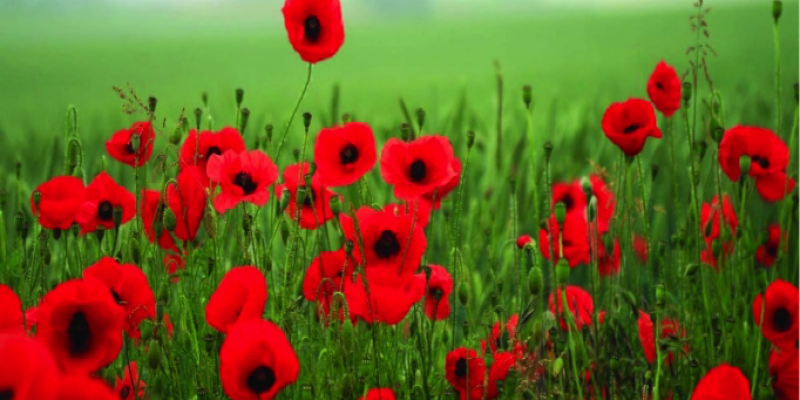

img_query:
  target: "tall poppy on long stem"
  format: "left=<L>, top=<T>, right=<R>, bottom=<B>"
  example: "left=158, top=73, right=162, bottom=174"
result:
left=601, top=98, right=662, bottom=156
left=282, top=0, right=345, bottom=63
left=207, top=149, right=279, bottom=214
left=719, top=125, right=795, bottom=202
left=380, top=135, right=460, bottom=202
left=647, top=61, right=682, bottom=118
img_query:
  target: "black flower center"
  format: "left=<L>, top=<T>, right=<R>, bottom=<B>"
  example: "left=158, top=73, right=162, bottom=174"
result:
left=234, top=173, right=258, bottom=195
left=752, top=155, right=770, bottom=169
left=656, top=82, right=664, bottom=91
left=119, top=385, right=131, bottom=399
left=0, top=389, right=13, bottom=400
left=206, top=146, right=222, bottom=159
left=301, top=187, right=316, bottom=208
left=97, top=201, right=114, bottom=221
left=304, top=16, right=322, bottom=43
left=409, top=160, right=427, bottom=182
left=429, top=288, right=444, bottom=301
left=767, top=244, right=779, bottom=258
left=623, top=124, right=640, bottom=134
left=455, top=358, right=468, bottom=378
left=373, top=230, right=401, bottom=259
left=773, top=307, right=792, bottom=332
left=125, top=142, right=135, bottom=155
left=246, top=366, right=276, bottom=394
left=67, top=311, right=91, bottom=356
left=111, top=289, right=125, bottom=306
left=562, top=195, right=574, bottom=211
left=339, top=144, right=359, bottom=165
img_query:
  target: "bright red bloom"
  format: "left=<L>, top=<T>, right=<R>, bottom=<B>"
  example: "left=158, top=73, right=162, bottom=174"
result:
left=282, top=0, right=344, bottom=63
left=77, top=172, right=135, bottom=234
left=339, top=206, right=427, bottom=278
left=219, top=319, right=300, bottom=400
left=180, top=126, right=246, bottom=186
left=637, top=311, right=686, bottom=365
left=690, top=364, right=751, bottom=400
left=418, top=265, right=453, bottom=321
left=205, top=267, right=268, bottom=334
left=647, top=61, right=682, bottom=118
left=719, top=125, right=795, bottom=202
left=700, top=195, right=738, bottom=269
left=0, top=334, right=60, bottom=400
left=601, top=98, right=662, bottom=156
left=141, top=189, right=178, bottom=252
left=142, top=167, right=205, bottom=249
left=31, top=176, right=85, bottom=231
left=344, top=268, right=425, bottom=325
left=36, top=278, right=124, bottom=373
left=314, top=122, right=376, bottom=186
left=384, top=200, right=432, bottom=228
left=489, top=351, right=517, bottom=383
left=538, top=215, right=590, bottom=268
left=106, top=121, right=155, bottom=167
left=83, top=257, right=156, bottom=339
left=753, top=279, right=798, bottom=350
left=588, top=175, right=616, bottom=234
left=516, top=235, right=532, bottom=249
left=115, top=362, right=146, bottom=400
left=359, top=388, right=396, bottom=400
left=552, top=175, right=615, bottom=234
left=0, top=285, right=23, bottom=334
left=756, top=224, right=785, bottom=268
left=633, top=235, right=648, bottom=265
left=421, top=157, right=462, bottom=209
left=445, top=348, right=489, bottom=400
left=301, top=248, right=355, bottom=320
left=380, top=135, right=459, bottom=201
left=548, top=286, right=594, bottom=331
left=769, top=347, right=799, bottom=400
left=164, top=253, right=186, bottom=283
left=552, top=181, right=587, bottom=217
left=57, top=375, right=116, bottom=400
left=275, top=162, right=340, bottom=230
left=597, top=238, right=620, bottom=277
left=207, top=149, right=279, bottom=214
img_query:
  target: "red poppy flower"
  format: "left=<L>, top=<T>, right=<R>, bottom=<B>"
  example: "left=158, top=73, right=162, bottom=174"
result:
left=106, top=121, right=155, bottom=167
left=219, top=319, right=300, bottom=400
left=380, top=135, right=459, bottom=201
left=601, top=98, right=662, bottom=156
left=115, top=362, right=146, bottom=400
left=301, top=248, right=355, bottom=320
left=275, top=162, right=340, bottom=230
left=168, top=165, right=207, bottom=241
left=753, top=279, right=799, bottom=350
left=719, top=125, right=795, bottom=202
left=25, top=306, right=38, bottom=332
left=0, top=334, right=60, bottom=400
left=538, top=215, right=591, bottom=268
left=769, top=347, right=799, bottom=400
left=421, top=157, right=462, bottom=209
left=384, top=200, right=432, bottom=228
left=359, top=388, right=397, bottom=400
left=445, top=348, right=489, bottom=400
left=516, top=235, right=532, bottom=249
left=207, top=149, right=279, bottom=214
left=597, top=237, right=620, bottom=277
left=180, top=127, right=246, bottom=186
left=83, top=257, right=156, bottom=339
left=31, top=176, right=85, bottom=231
left=548, top=286, right=595, bottom=331
left=700, top=195, right=738, bottom=269
left=689, top=364, right=751, bottom=400
left=344, top=268, right=425, bottom=325
left=589, top=174, right=616, bottom=234
left=205, top=266, right=268, bottom=334
left=339, top=206, right=427, bottom=278
left=633, top=235, right=648, bottom=265
left=77, top=172, right=135, bottom=234
left=314, top=122, right=376, bottom=187
left=488, top=351, right=517, bottom=385
left=0, top=285, right=23, bottom=334
left=637, top=311, right=686, bottom=365
left=418, top=265, right=453, bottom=321
left=647, top=61, right=682, bottom=118
left=57, top=375, right=116, bottom=400
left=552, top=181, right=587, bottom=217
left=36, top=278, right=124, bottom=373
left=282, top=0, right=344, bottom=63
left=141, top=189, right=179, bottom=252
left=756, top=224, right=786, bottom=268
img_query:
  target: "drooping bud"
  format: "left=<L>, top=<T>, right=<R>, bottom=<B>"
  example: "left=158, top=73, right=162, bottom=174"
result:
left=543, top=142, right=553, bottom=162
left=278, top=188, right=291, bottom=215
left=416, top=108, right=426, bottom=131
left=66, top=139, right=82, bottom=175
left=400, top=123, right=410, bottom=141
left=555, top=258, right=570, bottom=286
left=466, top=130, right=475, bottom=149
left=587, top=197, right=598, bottom=222
left=684, top=263, right=700, bottom=277
left=147, top=340, right=162, bottom=369
left=581, top=177, right=593, bottom=201
left=773, top=0, right=782, bottom=22
left=528, top=266, right=543, bottom=297
left=682, top=82, right=692, bottom=103
left=458, top=283, right=469, bottom=306
left=235, top=88, right=244, bottom=108
left=240, top=108, right=250, bottom=134
left=711, top=126, right=724, bottom=143
left=194, top=108, right=203, bottom=130
left=302, top=112, right=312, bottom=131
left=148, top=96, right=158, bottom=114
left=739, top=156, right=751, bottom=177
left=170, top=124, right=183, bottom=145
left=522, top=85, right=533, bottom=110
left=329, top=195, right=342, bottom=217
left=555, top=202, right=567, bottom=225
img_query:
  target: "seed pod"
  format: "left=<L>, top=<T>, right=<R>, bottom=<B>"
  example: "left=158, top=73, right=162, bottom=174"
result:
left=555, top=259, right=570, bottom=286
left=147, top=340, right=162, bottom=370
left=458, top=283, right=469, bottom=306
left=239, top=108, right=250, bottom=134
left=528, top=267, right=543, bottom=297
left=194, top=108, right=203, bottom=130
left=682, top=82, right=692, bottom=103
left=235, top=88, right=244, bottom=107
left=543, top=142, right=553, bottom=162
left=162, top=209, right=177, bottom=232
left=522, top=85, right=533, bottom=109
left=302, top=112, right=313, bottom=131
left=148, top=96, right=158, bottom=113
left=773, top=0, right=782, bottom=21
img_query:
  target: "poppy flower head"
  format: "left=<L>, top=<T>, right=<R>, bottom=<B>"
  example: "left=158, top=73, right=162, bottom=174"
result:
left=168, top=165, right=207, bottom=241
left=647, top=61, right=682, bottom=118
left=35, top=278, right=125, bottom=373
left=719, top=126, right=795, bottom=202
left=516, top=234, right=532, bottom=249
left=344, top=268, right=425, bottom=325
left=756, top=224, right=785, bottom=268
left=637, top=311, right=686, bottom=365
left=282, top=0, right=345, bottom=63
left=31, top=176, right=85, bottom=231
left=0, top=334, right=60, bottom=400
left=205, top=266, right=268, bottom=334
left=301, top=248, right=355, bottom=320
left=275, top=162, right=340, bottom=230
left=141, top=190, right=179, bottom=252
left=486, top=315, right=520, bottom=356
left=115, top=362, right=146, bottom=400
left=77, top=172, right=136, bottom=234
left=106, top=121, right=155, bottom=167
left=359, top=388, right=397, bottom=400
left=0, top=285, right=23, bottom=334
left=58, top=374, right=117, bottom=400
left=314, top=122, right=376, bottom=186
left=418, top=265, right=453, bottom=321
left=753, top=279, right=799, bottom=350
left=445, top=348, right=488, bottom=398
left=769, top=348, right=799, bottom=400
left=421, top=157, right=461, bottom=209
left=180, top=127, right=246, bottom=186
left=633, top=235, right=648, bottom=265
left=700, top=195, right=738, bottom=269
left=538, top=215, right=591, bottom=268
left=689, top=364, right=751, bottom=400
left=552, top=181, right=587, bottom=217
left=380, top=135, right=459, bottom=201
left=601, top=98, right=662, bottom=156
left=548, top=286, right=595, bottom=331
left=207, top=149, right=279, bottom=214
left=219, top=319, right=300, bottom=400
left=589, top=174, right=616, bottom=234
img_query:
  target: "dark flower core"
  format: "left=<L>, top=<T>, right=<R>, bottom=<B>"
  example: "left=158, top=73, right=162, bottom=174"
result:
left=409, top=160, right=427, bottom=182
left=0, top=390, right=13, bottom=400
left=119, top=385, right=131, bottom=399
left=97, top=201, right=114, bottom=221
left=656, top=82, right=664, bottom=90
left=206, top=146, right=223, bottom=159
left=622, top=124, right=640, bottom=134
left=429, top=288, right=444, bottom=301
left=246, top=365, right=276, bottom=394
left=562, top=195, right=574, bottom=211
left=454, top=358, right=468, bottom=378
left=111, top=290, right=125, bottom=306
left=301, top=187, right=315, bottom=208
left=767, top=244, right=779, bottom=258
left=234, top=173, right=258, bottom=195
left=68, top=311, right=92, bottom=356
left=125, top=142, right=135, bottom=155
left=304, top=16, right=321, bottom=43
left=752, top=155, right=770, bottom=169
left=773, top=307, right=792, bottom=332
left=373, top=230, right=401, bottom=259
left=339, top=144, right=359, bottom=165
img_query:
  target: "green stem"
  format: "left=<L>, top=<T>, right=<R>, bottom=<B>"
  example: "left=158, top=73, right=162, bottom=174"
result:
left=275, top=63, right=313, bottom=164
left=751, top=298, right=766, bottom=397
left=774, top=19, right=782, bottom=136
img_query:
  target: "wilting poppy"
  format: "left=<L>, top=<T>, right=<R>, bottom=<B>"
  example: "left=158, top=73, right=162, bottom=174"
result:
left=548, top=286, right=595, bottom=331
left=753, top=279, right=799, bottom=350
left=207, top=149, right=279, bottom=214
left=633, top=235, right=648, bottom=265
left=282, top=0, right=345, bottom=63
left=700, top=195, right=738, bottom=269
left=637, top=311, right=686, bottom=365
left=301, top=248, right=355, bottom=320
left=106, top=121, right=155, bottom=167
left=0, top=334, right=60, bottom=400
left=31, top=176, right=85, bottom=231
left=756, top=224, right=785, bottom=268
left=516, top=235, right=532, bottom=249
left=0, top=285, right=23, bottom=334
left=380, top=135, right=459, bottom=201
left=719, top=125, right=795, bottom=202
left=359, top=388, right=396, bottom=400
left=314, top=122, right=376, bottom=186
left=180, top=127, right=246, bottom=186
left=36, top=278, right=124, bottom=373
left=689, top=364, right=751, bottom=400
left=219, top=319, right=300, bottom=400
left=646, top=61, right=682, bottom=118
left=769, top=347, right=799, bottom=400
left=58, top=374, right=117, bottom=400
left=83, top=257, right=156, bottom=339
left=445, top=348, right=489, bottom=400
left=339, top=206, right=427, bottom=278
left=601, top=98, right=662, bottom=156
left=344, top=268, right=424, bottom=325
left=275, top=162, right=340, bottom=230
left=538, top=215, right=591, bottom=268
left=384, top=200, right=432, bottom=228
left=115, top=362, right=146, bottom=400
left=77, top=172, right=135, bottom=234
left=205, top=266, right=268, bottom=334
left=418, top=265, right=453, bottom=321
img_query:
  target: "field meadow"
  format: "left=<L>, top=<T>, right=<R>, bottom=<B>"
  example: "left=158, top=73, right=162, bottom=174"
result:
left=0, top=0, right=798, bottom=399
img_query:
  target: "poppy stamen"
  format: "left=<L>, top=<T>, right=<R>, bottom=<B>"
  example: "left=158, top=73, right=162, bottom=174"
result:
left=124, top=142, right=135, bottom=155
left=623, top=124, right=640, bottom=134
left=206, top=146, right=223, bottom=159
left=428, top=288, right=444, bottom=301
left=246, top=365, right=276, bottom=394
left=454, top=358, right=468, bottom=378
left=373, top=230, right=401, bottom=259
left=304, top=16, right=322, bottom=43
left=409, top=160, right=427, bottom=182
left=751, top=155, right=770, bottom=169
left=773, top=307, right=792, bottom=332
left=234, top=173, right=258, bottom=195
left=97, top=201, right=114, bottom=221
left=67, top=311, right=92, bottom=356
left=339, top=144, right=359, bottom=165
left=0, top=390, right=13, bottom=400
left=110, top=290, right=126, bottom=306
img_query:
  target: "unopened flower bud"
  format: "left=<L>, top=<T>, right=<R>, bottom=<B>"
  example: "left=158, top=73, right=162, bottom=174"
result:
left=555, top=202, right=567, bottom=225
left=147, top=340, right=162, bottom=369
left=129, top=134, right=141, bottom=155
left=682, top=82, right=692, bottom=103
left=194, top=108, right=203, bottom=130
left=148, top=96, right=157, bottom=113
left=279, top=188, right=291, bottom=214
left=555, top=259, right=570, bottom=286
left=67, top=139, right=82, bottom=174
left=528, top=267, right=543, bottom=297
left=201, top=92, right=209, bottom=107
left=240, top=108, right=250, bottom=134
left=581, top=177, right=593, bottom=201
left=739, top=156, right=751, bottom=177
left=516, top=234, right=532, bottom=249
left=159, top=208, right=175, bottom=232
left=265, top=124, right=274, bottom=141
left=416, top=108, right=426, bottom=131
left=543, top=142, right=553, bottom=162
left=235, top=88, right=244, bottom=107
left=773, top=0, right=782, bottom=22
left=466, top=130, right=475, bottom=149
left=295, top=187, right=308, bottom=209
left=684, top=263, right=700, bottom=277
left=302, top=112, right=312, bottom=131
left=328, top=196, right=341, bottom=217
left=522, top=85, right=533, bottom=109
left=458, top=283, right=469, bottom=306
left=711, top=126, right=724, bottom=143
left=587, top=197, right=598, bottom=222
left=170, top=125, right=183, bottom=146
left=400, top=123, right=410, bottom=141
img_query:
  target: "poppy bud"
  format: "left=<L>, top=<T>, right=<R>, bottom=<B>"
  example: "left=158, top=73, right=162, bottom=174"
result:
left=265, top=123, right=274, bottom=142
left=194, top=108, right=203, bottom=130
left=551, top=357, right=564, bottom=377
left=235, top=88, right=244, bottom=107
left=587, top=197, right=598, bottom=222
left=302, top=112, right=312, bottom=131
left=739, top=156, right=751, bottom=177
left=555, top=259, right=570, bottom=286
left=303, top=174, right=313, bottom=191
left=129, top=133, right=141, bottom=155
left=400, top=123, right=411, bottom=141
left=651, top=165, right=660, bottom=181
left=602, top=235, right=614, bottom=255
left=684, top=263, right=699, bottom=277
left=458, top=283, right=469, bottom=306
left=416, top=108, right=426, bottom=131
left=326, top=196, right=341, bottom=218
left=170, top=124, right=183, bottom=146
left=543, top=142, right=553, bottom=162
left=147, top=340, right=161, bottom=370
left=148, top=96, right=157, bottom=113
left=160, top=208, right=176, bottom=232
left=555, top=202, right=567, bottom=225
left=242, top=213, right=252, bottom=235
left=581, top=177, right=593, bottom=201
left=295, top=187, right=308, bottom=209
left=711, top=126, right=724, bottom=143
left=711, top=240, right=722, bottom=258
left=466, top=130, right=475, bottom=149
left=522, top=85, right=533, bottom=109
left=655, top=284, right=666, bottom=306
left=682, top=82, right=692, bottom=103
left=201, top=91, right=209, bottom=106
left=528, top=266, right=543, bottom=297
left=240, top=108, right=250, bottom=134
left=31, top=190, right=42, bottom=209
left=773, top=0, right=782, bottom=21
left=66, top=138, right=82, bottom=174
